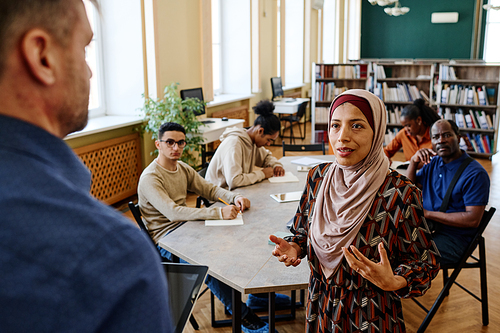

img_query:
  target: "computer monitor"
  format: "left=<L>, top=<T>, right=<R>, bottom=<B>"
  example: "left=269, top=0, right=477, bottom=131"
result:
left=180, top=88, right=205, bottom=116
left=270, top=77, right=284, bottom=100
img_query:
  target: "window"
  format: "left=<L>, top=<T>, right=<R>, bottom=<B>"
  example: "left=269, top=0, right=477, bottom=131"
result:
left=83, top=0, right=105, bottom=117
left=212, top=0, right=222, bottom=95
left=484, top=0, right=500, bottom=62
left=284, top=0, right=304, bottom=85
left=211, top=0, right=251, bottom=95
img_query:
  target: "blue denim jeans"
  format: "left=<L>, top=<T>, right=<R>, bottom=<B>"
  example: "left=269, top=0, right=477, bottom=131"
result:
left=157, top=246, right=249, bottom=317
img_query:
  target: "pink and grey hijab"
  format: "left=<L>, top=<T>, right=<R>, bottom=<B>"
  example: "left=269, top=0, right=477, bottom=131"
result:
left=310, top=89, right=390, bottom=279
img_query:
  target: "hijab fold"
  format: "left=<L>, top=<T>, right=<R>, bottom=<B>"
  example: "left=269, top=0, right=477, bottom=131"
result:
left=310, top=89, right=390, bottom=279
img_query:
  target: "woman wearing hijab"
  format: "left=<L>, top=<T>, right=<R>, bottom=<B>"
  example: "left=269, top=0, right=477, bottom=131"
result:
left=384, top=98, right=441, bottom=165
left=270, top=90, right=440, bottom=333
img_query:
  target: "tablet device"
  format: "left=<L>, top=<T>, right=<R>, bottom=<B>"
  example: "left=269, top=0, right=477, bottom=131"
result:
left=270, top=191, right=302, bottom=203
left=162, top=263, right=209, bottom=333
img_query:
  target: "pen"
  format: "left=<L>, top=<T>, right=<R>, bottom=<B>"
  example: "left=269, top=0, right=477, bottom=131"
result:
left=218, top=197, right=242, bottom=214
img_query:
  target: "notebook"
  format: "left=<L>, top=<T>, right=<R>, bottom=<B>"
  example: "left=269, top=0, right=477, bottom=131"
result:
left=162, top=263, right=209, bottom=333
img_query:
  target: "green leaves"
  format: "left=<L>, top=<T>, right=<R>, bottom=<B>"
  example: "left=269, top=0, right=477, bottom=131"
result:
left=140, top=82, right=205, bottom=168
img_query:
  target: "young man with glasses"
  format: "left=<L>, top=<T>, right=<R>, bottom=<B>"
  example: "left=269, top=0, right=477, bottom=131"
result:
left=138, top=122, right=274, bottom=333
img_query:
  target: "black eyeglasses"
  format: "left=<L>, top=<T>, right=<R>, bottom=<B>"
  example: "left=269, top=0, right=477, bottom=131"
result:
left=158, top=139, right=187, bottom=148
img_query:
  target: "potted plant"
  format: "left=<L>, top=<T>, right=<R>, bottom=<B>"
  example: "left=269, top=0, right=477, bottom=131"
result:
left=140, top=82, right=206, bottom=168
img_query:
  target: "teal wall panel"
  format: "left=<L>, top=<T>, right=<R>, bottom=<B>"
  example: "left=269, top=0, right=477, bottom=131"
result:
left=361, top=0, right=480, bottom=59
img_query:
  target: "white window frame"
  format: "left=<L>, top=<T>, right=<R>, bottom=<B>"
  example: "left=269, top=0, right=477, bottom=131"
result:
left=84, top=0, right=106, bottom=118
left=483, top=0, right=500, bottom=62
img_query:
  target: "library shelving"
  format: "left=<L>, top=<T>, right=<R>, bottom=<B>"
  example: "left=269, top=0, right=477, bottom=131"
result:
left=311, top=62, right=370, bottom=143
left=436, top=63, right=500, bottom=159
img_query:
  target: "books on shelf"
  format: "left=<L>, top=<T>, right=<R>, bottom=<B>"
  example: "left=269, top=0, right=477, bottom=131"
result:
left=382, top=82, right=421, bottom=102
left=442, top=108, right=494, bottom=131
left=384, top=128, right=399, bottom=146
left=315, top=82, right=348, bottom=101
left=438, top=84, right=494, bottom=106
left=386, top=106, right=402, bottom=124
left=314, top=107, right=329, bottom=124
left=316, top=64, right=368, bottom=79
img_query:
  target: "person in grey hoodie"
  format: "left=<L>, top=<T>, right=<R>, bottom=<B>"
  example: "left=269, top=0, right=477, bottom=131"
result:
left=206, top=100, right=285, bottom=190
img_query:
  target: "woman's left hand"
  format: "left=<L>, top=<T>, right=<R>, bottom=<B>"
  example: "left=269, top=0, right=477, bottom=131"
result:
left=342, top=242, right=408, bottom=291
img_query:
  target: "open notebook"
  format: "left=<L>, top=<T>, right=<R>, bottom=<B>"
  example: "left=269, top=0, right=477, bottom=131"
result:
left=162, top=262, right=209, bottom=333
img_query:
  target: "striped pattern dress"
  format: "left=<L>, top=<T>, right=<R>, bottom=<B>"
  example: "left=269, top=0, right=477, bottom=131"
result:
left=285, top=163, right=440, bottom=333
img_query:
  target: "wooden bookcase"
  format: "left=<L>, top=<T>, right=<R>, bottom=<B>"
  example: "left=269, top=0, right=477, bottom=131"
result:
left=436, top=63, right=500, bottom=159
left=310, top=60, right=499, bottom=159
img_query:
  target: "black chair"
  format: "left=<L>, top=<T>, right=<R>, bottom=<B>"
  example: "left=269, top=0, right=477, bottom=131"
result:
left=196, top=163, right=213, bottom=208
left=128, top=201, right=203, bottom=330
left=280, top=101, right=308, bottom=144
left=282, top=141, right=326, bottom=156
left=412, top=207, right=496, bottom=333
left=128, top=202, right=157, bottom=247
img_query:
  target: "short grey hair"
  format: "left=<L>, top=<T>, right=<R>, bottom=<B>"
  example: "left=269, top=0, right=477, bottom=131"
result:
left=0, top=0, right=99, bottom=78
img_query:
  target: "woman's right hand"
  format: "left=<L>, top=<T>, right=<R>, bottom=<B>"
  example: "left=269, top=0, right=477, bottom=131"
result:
left=269, top=235, right=301, bottom=267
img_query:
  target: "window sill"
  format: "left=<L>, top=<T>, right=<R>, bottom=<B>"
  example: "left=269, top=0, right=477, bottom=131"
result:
left=64, top=115, right=143, bottom=140
left=207, top=93, right=254, bottom=107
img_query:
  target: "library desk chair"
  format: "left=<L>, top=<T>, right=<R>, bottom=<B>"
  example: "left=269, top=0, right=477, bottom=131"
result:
left=412, top=207, right=496, bottom=333
left=128, top=201, right=203, bottom=330
left=196, top=163, right=213, bottom=208
left=282, top=141, right=326, bottom=156
left=280, top=101, right=308, bottom=144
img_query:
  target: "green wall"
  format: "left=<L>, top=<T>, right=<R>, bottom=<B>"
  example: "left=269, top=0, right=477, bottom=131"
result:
left=361, top=0, right=483, bottom=59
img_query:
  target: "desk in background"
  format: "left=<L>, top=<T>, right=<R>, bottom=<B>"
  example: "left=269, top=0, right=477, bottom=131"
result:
left=272, top=98, right=310, bottom=115
left=159, top=155, right=335, bottom=332
left=198, top=118, right=244, bottom=165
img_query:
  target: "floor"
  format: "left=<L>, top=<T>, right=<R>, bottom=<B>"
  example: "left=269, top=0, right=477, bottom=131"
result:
left=120, top=122, right=500, bottom=333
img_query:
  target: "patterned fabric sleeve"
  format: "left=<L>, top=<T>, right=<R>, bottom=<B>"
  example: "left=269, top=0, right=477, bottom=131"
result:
left=391, top=180, right=440, bottom=299
left=284, top=163, right=332, bottom=259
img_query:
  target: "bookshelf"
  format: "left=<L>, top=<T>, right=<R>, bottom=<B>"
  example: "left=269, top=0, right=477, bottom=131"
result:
left=372, top=61, right=437, bottom=146
left=436, top=63, right=500, bottom=159
left=311, top=62, right=370, bottom=143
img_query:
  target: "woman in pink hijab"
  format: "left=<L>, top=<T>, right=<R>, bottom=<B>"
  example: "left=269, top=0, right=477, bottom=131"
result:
left=270, top=89, right=439, bottom=333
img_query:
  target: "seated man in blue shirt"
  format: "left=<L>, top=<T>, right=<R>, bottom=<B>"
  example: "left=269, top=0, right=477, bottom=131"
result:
left=407, top=119, right=490, bottom=265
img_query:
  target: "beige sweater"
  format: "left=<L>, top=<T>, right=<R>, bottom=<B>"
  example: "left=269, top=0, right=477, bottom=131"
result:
left=138, top=159, right=239, bottom=243
left=205, top=127, right=282, bottom=190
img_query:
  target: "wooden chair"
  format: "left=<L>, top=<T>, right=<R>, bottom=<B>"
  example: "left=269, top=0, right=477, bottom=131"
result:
left=412, top=207, right=496, bottom=333
left=282, top=141, right=326, bottom=156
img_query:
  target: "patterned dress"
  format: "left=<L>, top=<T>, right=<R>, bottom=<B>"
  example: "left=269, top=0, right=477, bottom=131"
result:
left=285, top=163, right=440, bottom=333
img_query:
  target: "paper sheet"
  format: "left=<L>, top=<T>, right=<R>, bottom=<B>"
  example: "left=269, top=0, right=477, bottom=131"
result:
left=205, top=213, right=244, bottom=226
left=268, top=171, right=299, bottom=183
left=291, top=157, right=330, bottom=166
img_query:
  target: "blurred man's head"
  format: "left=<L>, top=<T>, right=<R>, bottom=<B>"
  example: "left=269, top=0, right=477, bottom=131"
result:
left=0, top=0, right=98, bottom=137
left=431, top=119, right=461, bottom=161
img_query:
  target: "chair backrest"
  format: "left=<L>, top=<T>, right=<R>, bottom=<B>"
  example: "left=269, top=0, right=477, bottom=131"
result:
left=128, top=201, right=156, bottom=246
left=457, top=206, right=495, bottom=264
left=295, top=101, right=309, bottom=119
left=282, top=141, right=326, bottom=156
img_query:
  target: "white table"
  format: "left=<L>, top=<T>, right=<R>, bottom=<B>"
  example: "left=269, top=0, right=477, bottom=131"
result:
left=159, top=155, right=335, bottom=332
left=198, top=118, right=244, bottom=165
left=273, top=98, right=310, bottom=114
left=199, top=118, right=244, bottom=143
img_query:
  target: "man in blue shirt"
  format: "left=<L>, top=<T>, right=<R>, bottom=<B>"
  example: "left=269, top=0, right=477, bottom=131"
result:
left=0, top=1, right=173, bottom=332
left=407, top=119, right=490, bottom=265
